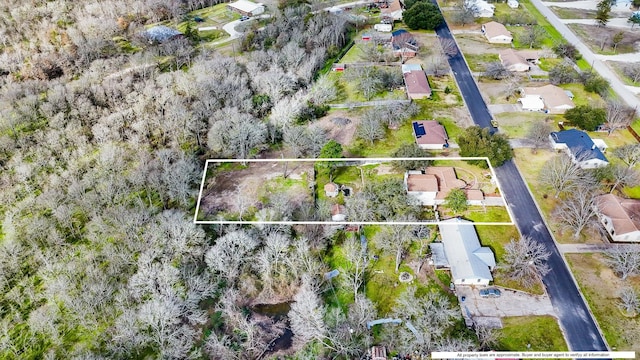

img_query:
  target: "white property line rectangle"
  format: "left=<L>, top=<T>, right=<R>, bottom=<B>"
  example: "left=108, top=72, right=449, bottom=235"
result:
left=194, top=157, right=515, bottom=225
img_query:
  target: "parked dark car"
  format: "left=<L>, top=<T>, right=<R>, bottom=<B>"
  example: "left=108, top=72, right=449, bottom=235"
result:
left=479, top=287, right=501, bottom=298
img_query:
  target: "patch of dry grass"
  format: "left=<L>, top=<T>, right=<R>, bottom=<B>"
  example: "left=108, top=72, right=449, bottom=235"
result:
left=566, top=253, right=640, bottom=351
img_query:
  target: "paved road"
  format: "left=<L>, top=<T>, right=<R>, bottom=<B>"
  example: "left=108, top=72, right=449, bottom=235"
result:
left=432, top=4, right=609, bottom=352
left=530, top=0, right=640, bottom=114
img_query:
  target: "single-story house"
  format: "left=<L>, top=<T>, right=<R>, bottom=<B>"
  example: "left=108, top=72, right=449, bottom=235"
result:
left=331, top=204, right=347, bottom=222
left=143, top=26, right=183, bottom=43
left=522, top=84, right=575, bottom=114
left=517, top=50, right=541, bottom=64
left=325, top=182, right=340, bottom=197
left=550, top=129, right=609, bottom=169
left=374, top=23, right=393, bottom=32
left=470, top=0, right=495, bottom=17
left=404, top=167, right=467, bottom=206
left=402, top=64, right=431, bottom=99
left=437, top=218, right=496, bottom=286
left=381, top=0, right=403, bottom=20
left=412, top=120, right=448, bottom=149
left=226, top=0, right=265, bottom=16
left=507, top=0, right=519, bottom=8
left=518, top=95, right=545, bottom=112
left=391, top=29, right=418, bottom=58
left=481, top=21, right=512, bottom=44
left=595, top=194, right=640, bottom=242
left=499, top=49, right=530, bottom=72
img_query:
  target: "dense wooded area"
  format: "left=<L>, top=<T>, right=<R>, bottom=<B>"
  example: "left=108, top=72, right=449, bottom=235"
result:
left=0, top=0, right=366, bottom=358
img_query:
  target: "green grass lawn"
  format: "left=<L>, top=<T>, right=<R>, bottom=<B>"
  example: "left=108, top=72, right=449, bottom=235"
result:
left=558, top=83, right=605, bottom=107
left=498, top=316, right=568, bottom=351
left=566, top=253, right=640, bottom=351
left=520, top=0, right=566, bottom=48
left=549, top=6, right=597, bottom=19
left=494, top=112, right=555, bottom=139
left=327, top=71, right=406, bottom=103
left=464, top=53, right=500, bottom=72
left=347, top=120, right=415, bottom=157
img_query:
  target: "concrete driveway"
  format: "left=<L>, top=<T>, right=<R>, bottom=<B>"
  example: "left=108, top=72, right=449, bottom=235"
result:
left=456, top=286, right=556, bottom=328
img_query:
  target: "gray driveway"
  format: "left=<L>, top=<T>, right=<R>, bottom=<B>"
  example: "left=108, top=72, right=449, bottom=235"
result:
left=456, top=286, right=556, bottom=328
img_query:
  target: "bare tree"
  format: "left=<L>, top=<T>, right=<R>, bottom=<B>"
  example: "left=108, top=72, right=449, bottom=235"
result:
left=340, top=234, right=368, bottom=302
left=604, top=245, right=640, bottom=280
left=345, top=192, right=375, bottom=222
left=375, top=220, right=417, bottom=273
left=605, top=100, right=636, bottom=135
left=440, top=38, right=459, bottom=57
left=525, top=121, right=552, bottom=153
left=289, top=277, right=327, bottom=347
left=356, top=112, right=385, bottom=145
left=453, top=0, right=478, bottom=26
left=555, top=186, right=598, bottom=239
left=207, top=107, right=267, bottom=163
left=618, top=286, right=640, bottom=317
left=503, top=236, right=551, bottom=289
left=538, top=154, right=587, bottom=198
left=519, top=26, right=546, bottom=49
left=205, top=230, right=259, bottom=284
left=484, top=62, right=511, bottom=80
left=609, top=163, right=640, bottom=193
left=425, top=50, right=450, bottom=76
left=614, top=143, right=640, bottom=168
left=623, top=63, right=640, bottom=83
left=475, top=325, right=501, bottom=351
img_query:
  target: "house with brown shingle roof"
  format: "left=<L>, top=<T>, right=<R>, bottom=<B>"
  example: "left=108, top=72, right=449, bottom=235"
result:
left=523, top=84, right=575, bottom=114
left=499, top=49, right=530, bottom=72
left=404, top=167, right=473, bottom=206
left=325, top=182, right=340, bottom=197
left=381, top=0, right=403, bottom=20
left=595, top=194, right=640, bottom=242
left=402, top=64, right=431, bottom=99
left=412, top=120, right=449, bottom=149
left=481, top=21, right=512, bottom=44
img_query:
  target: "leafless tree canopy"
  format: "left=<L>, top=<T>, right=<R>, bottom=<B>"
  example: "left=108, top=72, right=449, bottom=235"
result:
left=525, top=121, right=552, bottom=152
left=605, top=100, right=636, bottom=135
left=614, top=143, right=640, bottom=168
left=538, top=154, right=591, bottom=198
left=604, top=245, right=640, bottom=280
left=502, top=236, right=551, bottom=289
left=555, top=186, right=598, bottom=239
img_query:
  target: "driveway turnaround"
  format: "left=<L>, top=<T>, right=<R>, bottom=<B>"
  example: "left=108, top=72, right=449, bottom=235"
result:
left=432, top=1, right=609, bottom=351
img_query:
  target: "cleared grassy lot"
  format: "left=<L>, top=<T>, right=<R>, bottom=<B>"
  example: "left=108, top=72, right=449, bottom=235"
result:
left=566, top=253, right=640, bottom=351
left=498, top=316, right=568, bottom=351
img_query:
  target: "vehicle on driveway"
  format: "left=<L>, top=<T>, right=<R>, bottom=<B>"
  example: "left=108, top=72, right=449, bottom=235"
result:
left=240, top=16, right=249, bottom=21
left=491, top=119, right=499, bottom=128
left=479, top=287, right=501, bottom=298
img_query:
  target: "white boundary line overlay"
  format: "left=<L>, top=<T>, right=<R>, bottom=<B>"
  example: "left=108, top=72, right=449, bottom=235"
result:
left=194, top=157, right=515, bottom=226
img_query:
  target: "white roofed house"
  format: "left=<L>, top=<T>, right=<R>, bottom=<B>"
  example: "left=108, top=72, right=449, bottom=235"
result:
left=226, top=0, right=265, bottom=16
left=469, top=0, right=495, bottom=17
left=437, top=218, right=496, bottom=286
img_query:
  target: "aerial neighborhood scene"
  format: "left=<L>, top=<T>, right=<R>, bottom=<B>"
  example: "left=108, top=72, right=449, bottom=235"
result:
left=2, top=0, right=640, bottom=358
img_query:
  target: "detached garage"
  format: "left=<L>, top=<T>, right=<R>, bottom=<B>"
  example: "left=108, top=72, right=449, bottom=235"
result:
left=227, top=0, right=265, bottom=16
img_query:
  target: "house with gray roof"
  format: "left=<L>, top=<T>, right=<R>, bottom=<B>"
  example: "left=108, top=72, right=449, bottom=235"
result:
left=433, top=218, right=495, bottom=286
left=143, top=26, right=183, bottom=43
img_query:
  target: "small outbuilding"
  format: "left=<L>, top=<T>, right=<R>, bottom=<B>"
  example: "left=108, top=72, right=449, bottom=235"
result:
left=507, top=0, right=519, bottom=8
left=374, top=23, right=393, bottom=32
left=331, top=204, right=347, bottom=222
left=325, top=182, right=340, bottom=197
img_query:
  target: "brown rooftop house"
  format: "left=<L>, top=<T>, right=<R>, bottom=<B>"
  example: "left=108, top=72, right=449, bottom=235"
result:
left=481, top=21, right=512, bottom=44
left=324, top=182, right=340, bottom=197
left=404, top=167, right=473, bottom=206
left=595, top=194, right=640, bottom=242
left=392, top=29, right=418, bottom=59
left=370, top=346, right=388, bottom=360
left=412, top=120, right=448, bottom=149
left=381, top=0, right=403, bottom=20
left=523, top=84, right=575, bottom=114
left=499, top=48, right=530, bottom=72
left=402, top=64, right=431, bottom=99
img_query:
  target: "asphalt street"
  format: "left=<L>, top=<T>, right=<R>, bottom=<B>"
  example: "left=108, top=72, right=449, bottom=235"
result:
left=432, top=7, right=609, bottom=352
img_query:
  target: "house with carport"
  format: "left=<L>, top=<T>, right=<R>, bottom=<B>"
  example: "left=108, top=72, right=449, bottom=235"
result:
left=595, top=194, right=640, bottom=242
left=430, top=218, right=496, bottom=286
left=522, top=84, right=574, bottom=114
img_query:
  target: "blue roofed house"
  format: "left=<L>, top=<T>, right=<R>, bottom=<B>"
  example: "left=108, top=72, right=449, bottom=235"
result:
left=549, top=129, right=609, bottom=169
left=430, top=218, right=496, bottom=286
